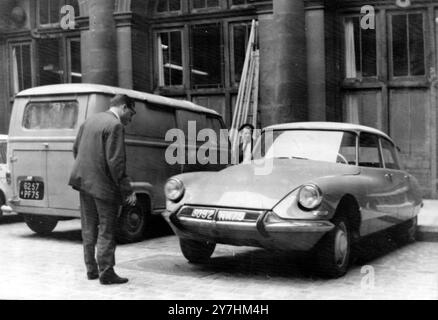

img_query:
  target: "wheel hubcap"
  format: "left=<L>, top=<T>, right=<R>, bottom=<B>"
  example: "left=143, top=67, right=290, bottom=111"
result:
left=334, top=223, right=349, bottom=267
left=127, top=210, right=141, bottom=231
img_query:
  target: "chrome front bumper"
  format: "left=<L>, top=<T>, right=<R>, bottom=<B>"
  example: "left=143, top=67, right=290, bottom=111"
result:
left=163, top=208, right=334, bottom=251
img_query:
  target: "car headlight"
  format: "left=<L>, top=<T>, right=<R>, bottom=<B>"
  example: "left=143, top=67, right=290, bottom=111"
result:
left=298, top=184, right=322, bottom=210
left=164, top=178, right=185, bottom=202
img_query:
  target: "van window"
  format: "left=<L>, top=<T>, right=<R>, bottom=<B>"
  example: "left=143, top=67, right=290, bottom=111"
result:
left=23, top=101, right=79, bottom=129
left=126, top=102, right=177, bottom=139
left=0, top=142, right=6, bottom=164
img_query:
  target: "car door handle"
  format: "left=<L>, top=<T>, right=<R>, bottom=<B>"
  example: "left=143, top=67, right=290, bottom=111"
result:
left=385, top=173, right=393, bottom=181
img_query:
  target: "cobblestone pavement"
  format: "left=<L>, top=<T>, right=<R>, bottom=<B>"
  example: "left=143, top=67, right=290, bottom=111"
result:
left=0, top=216, right=437, bottom=300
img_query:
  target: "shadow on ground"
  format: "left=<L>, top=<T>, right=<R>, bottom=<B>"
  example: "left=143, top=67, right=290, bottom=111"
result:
left=0, top=214, right=23, bottom=224
left=123, top=229, right=412, bottom=280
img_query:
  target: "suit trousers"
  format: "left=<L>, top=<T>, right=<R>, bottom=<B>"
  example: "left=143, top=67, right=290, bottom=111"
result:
left=79, top=191, right=119, bottom=274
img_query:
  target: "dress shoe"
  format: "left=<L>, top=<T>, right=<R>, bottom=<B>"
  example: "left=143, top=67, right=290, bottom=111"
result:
left=87, top=271, right=99, bottom=280
left=99, top=269, right=128, bottom=285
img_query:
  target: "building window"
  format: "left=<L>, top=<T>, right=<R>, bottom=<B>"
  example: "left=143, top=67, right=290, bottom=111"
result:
left=157, top=0, right=181, bottom=12
left=10, top=43, right=32, bottom=94
left=192, top=0, right=219, bottom=9
left=230, top=21, right=252, bottom=84
left=68, top=39, right=81, bottom=83
left=191, top=23, right=223, bottom=88
left=39, top=0, right=79, bottom=26
left=344, top=16, right=377, bottom=79
left=157, top=30, right=183, bottom=87
left=390, top=13, right=425, bottom=77
left=38, top=39, right=62, bottom=85
left=37, top=37, right=81, bottom=85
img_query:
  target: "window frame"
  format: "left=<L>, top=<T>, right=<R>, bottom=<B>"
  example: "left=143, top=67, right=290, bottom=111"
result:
left=189, top=21, right=224, bottom=89
left=388, top=10, right=427, bottom=80
left=358, top=132, right=384, bottom=168
left=154, top=28, right=186, bottom=89
left=8, top=41, right=34, bottom=97
left=342, top=14, right=378, bottom=81
left=379, top=137, right=402, bottom=170
left=229, top=20, right=253, bottom=86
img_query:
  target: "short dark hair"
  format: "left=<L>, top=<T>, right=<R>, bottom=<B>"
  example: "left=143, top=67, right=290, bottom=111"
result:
left=238, top=123, right=254, bottom=132
left=110, top=94, right=135, bottom=112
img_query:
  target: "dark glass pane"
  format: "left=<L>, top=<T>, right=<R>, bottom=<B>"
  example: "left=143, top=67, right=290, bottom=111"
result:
left=233, top=24, right=249, bottom=83
left=207, top=0, right=219, bottom=7
left=361, top=27, right=377, bottom=76
left=50, top=0, right=60, bottom=23
left=232, top=0, right=246, bottom=4
left=16, top=46, right=24, bottom=90
left=170, top=31, right=183, bottom=85
left=359, top=133, right=382, bottom=168
left=353, top=17, right=361, bottom=75
left=193, top=0, right=204, bottom=9
left=191, top=24, right=222, bottom=87
left=169, top=0, right=181, bottom=11
left=65, top=0, right=80, bottom=16
left=70, top=40, right=81, bottom=83
left=38, top=39, right=62, bottom=85
left=392, top=14, right=409, bottom=77
left=39, top=0, right=49, bottom=24
left=157, top=0, right=167, bottom=12
left=22, top=45, right=32, bottom=89
left=409, top=13, right=425, bottom=76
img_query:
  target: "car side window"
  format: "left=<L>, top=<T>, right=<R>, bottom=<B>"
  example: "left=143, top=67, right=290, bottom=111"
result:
left=380, top=138, right=401, bottom=170
left=0, top=142, right=6, bottom=164
left=359, top=133, right=382, bottom=168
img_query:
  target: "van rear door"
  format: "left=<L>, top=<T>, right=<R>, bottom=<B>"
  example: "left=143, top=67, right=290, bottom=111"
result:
left=10, top=95, right=88, bottom=213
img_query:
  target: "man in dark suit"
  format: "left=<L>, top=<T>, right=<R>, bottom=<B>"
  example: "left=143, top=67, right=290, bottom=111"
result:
left=238, top=123, right=254, bottom=164
left=69, top=94, right=137, bottom=285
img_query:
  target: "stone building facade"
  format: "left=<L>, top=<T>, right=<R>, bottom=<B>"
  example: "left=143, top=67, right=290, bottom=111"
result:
left=0, top=0, right=436, bottom=197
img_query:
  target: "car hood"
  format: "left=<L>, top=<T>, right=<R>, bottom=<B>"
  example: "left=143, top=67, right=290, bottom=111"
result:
left=179, top=159, right=360, bottom=210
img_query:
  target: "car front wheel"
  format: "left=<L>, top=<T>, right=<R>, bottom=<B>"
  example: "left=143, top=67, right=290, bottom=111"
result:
left=314, top=215, right=351, bottom=278
left=23, top=214, right=58, bottom=235
left=180, top=238, right=216, bottom=263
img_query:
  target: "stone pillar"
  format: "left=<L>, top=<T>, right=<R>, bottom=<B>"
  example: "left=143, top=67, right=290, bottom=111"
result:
left=81, top=0, right=118, bottom=85
left=259, top=0, right=308, bottom=126
left=305, top=0, right=326, bottom=121
left=115, top=13, right=133, bottom=89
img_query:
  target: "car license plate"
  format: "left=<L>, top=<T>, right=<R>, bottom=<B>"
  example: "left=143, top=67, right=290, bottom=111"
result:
left=19, top=180, right=44, bottom=200
left=191, top=208, right=215, bottom=220
left=217, top=210, right=246, bottom=222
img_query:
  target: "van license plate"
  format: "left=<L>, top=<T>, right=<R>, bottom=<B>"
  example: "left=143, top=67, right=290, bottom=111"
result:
left=19, top=181, right=44, bottom=200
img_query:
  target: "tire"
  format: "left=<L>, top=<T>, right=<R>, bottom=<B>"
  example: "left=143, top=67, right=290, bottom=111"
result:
left=116, top=203, right=148, bottom=244
left=23, top=214, right=58, bottom=235
left=393, top=216, right=417, bottom=245
left=180, top=238, right=216, bottom=263
left=313, top=215, right=351, bottom=278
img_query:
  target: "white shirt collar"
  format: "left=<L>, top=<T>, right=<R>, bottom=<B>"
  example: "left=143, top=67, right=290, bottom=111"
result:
left=109, top=109, right=121, bottom=121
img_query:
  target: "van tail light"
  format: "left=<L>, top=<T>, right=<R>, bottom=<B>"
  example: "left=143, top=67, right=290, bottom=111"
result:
left=6, top=172, right=11, bottom=185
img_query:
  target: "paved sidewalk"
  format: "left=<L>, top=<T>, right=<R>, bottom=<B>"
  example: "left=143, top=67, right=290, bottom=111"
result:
left=418, top=200, right=438, bottom=242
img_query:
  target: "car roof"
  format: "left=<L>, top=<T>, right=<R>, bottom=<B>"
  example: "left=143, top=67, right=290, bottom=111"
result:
left=264, top=122, right=392, bottom=141
left=16, top=84, right=220, bottom=116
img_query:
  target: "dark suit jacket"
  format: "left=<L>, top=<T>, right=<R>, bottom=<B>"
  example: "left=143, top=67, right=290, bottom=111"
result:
left=68, top=111, right=133, bottom=204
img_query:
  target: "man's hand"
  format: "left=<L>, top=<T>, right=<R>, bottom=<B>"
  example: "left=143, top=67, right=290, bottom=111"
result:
left=125, top=192, right=137, bottom=206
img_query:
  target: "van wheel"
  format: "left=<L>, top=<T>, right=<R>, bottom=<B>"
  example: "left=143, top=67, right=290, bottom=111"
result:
left=23, top=214, right=58, bottom=235
left=116, top=203, right=147, bottom=244
left=313, top=215, right=351, bottom=278
left=180, top=238, right=216, bottom=263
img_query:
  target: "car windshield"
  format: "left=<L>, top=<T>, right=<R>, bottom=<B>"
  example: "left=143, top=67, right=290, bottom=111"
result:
left=253, top=130, right=357, bottom=164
